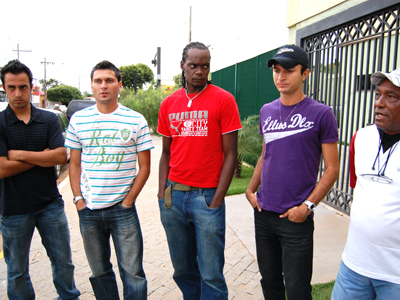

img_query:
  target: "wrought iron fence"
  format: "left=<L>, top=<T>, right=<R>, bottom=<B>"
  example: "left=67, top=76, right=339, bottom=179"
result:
left=301, top=2, right=400, bottom=214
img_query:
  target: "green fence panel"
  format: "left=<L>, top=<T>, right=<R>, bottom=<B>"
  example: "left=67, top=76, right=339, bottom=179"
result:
left=237, top=57, right=257, bottom=118
left=256, top=51, right=280, bottom=113
left=212, top=47, right=281, bottom=119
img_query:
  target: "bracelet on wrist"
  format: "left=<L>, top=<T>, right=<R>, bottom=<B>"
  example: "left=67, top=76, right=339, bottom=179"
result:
left=121, top=203, right=132, bottom=208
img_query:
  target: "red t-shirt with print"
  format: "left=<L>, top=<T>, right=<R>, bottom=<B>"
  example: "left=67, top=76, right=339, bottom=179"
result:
left=157, top=84, right=241, bottom=187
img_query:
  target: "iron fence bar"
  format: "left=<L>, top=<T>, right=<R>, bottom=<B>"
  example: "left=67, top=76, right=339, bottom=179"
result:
left=354, top=42, right=362, bottom=131
left=320, top=48, right=326, bottom=103
left=394, top=13, right=399, bottom=68
left=385, top=17, right=392, bottom=72
left=368, top=37, right=379, bottom=125
left=361, top=39, right=371, bottom=128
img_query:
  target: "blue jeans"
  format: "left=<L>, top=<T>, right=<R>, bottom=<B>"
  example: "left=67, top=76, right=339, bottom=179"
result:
left=254, top=209, right=314, bottom=300
left=0, top=196, right=80, bottom=300
left=78, top=202, right=147, bottom=300
left=158, top=182, right=228, bottom=300
left=331, top=261, right=400, bottom=300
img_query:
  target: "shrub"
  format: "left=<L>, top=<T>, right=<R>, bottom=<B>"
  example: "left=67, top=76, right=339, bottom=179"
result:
left=120, top=88, right=166, bottom=133
left=236, top=115, right=263, bottom=177
left=47, top=85, right=83, bottom=106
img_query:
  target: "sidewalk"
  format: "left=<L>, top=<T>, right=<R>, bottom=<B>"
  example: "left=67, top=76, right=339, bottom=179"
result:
left=0, top=134, right=349, bottom=299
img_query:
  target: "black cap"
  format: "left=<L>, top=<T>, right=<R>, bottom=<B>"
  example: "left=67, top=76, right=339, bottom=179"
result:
left=267, top=45, right=309, bottom=69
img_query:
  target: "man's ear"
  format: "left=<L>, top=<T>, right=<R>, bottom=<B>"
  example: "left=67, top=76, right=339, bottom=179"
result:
left=302, top=69, right=311, bottom=82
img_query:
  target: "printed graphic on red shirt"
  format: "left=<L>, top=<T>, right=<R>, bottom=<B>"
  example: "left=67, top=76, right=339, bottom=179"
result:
left=168, top=110, right=208, bottom=137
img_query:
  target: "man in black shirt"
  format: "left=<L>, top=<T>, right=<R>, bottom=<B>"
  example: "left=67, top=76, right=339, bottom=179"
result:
left=0, top=60, right=80, bottom=299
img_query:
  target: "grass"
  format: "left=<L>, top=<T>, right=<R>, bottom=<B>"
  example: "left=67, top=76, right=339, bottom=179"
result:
left=311, top=281, right=335, bottom=300
left=226, top=164, right=254, bottom=196
left=227, top=165, right=336, bottom=299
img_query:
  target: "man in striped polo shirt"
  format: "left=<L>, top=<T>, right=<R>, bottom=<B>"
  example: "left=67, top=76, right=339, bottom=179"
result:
left=0, top=60, right=80, bottom=299
left=66, top=61, right=153, bottom=299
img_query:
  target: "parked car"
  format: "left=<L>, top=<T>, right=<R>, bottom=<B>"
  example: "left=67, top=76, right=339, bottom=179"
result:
left=0, top=87, right=6, bottom=102
left=48, top=104, right=67, bottom=114
left=66, top=99, right=96, bottom=119
left=0, top=91, right=8, bottom=112
left=41, top=109, right=70, bottom=178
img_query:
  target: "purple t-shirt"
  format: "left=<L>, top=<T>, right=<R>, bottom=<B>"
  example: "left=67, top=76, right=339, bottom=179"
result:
left=257, top=96, right=338, bottom=213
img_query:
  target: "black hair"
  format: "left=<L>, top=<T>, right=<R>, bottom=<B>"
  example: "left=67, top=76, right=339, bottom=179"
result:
left=269, top=64, right=308, bottom=75
left=90, top=60, right=122, bottom=82
left=181, top=42, right=212, bottom=88
left=1, top=60, right=33, bottom=88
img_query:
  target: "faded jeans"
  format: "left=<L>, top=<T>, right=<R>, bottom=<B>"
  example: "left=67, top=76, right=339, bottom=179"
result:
left=158, top=181, right=228, bottom=300
left=78, top=202, right=147, bottom=300
left=331, top=261, right=400, bottom=300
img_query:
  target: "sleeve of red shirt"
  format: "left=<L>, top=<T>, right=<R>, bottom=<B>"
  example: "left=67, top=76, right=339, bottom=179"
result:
left=157, top=98, right=171, bottom=137
left=220, top=94, right=242, bottom=134
left=349, top=131, right=358, bottom=188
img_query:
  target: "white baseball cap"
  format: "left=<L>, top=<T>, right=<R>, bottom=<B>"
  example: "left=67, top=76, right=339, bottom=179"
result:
left=371, top=68, right=400, bottom=87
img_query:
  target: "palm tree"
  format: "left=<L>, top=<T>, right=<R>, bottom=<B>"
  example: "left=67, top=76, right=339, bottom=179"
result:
left=235, top=115, right=263, bottom=178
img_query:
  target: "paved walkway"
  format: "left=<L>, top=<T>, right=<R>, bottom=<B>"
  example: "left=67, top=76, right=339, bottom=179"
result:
left=0, top=134, right=349, bottom=299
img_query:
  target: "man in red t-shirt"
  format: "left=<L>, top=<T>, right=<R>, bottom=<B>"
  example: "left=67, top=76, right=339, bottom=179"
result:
left=157, top=42, right=241, bottom=300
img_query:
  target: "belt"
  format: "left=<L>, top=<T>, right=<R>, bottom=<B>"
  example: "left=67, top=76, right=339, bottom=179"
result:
left=164, top=179, right=200, bottom=208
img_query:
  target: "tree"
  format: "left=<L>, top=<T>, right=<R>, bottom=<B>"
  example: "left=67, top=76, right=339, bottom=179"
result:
left=39, top=78, right=61, bottom=91
left=47, top=85, right=83, bottom=106
left=83, top=91, right=93, bottom=97
left=120, top=63, right=154, bottom=90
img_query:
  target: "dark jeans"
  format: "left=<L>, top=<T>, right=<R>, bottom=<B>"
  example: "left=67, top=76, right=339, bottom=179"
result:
left=254, top=209, right=314, bottom=300
left=0, top=196, right=80, bottom=300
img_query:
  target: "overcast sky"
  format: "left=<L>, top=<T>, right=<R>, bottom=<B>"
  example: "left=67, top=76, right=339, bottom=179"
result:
left=0, top=0, right=288, bottom=93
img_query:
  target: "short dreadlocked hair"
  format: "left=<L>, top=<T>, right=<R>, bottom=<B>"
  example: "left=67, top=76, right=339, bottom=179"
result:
left=181, top=42, right=212, bottom=88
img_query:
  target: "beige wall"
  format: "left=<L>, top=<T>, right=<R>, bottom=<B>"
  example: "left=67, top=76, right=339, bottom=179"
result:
left=287, top=0, right=369, bottom=43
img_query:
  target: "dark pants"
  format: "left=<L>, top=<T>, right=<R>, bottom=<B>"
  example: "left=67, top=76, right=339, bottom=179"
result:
left=254, top=209, right=314, bottom=300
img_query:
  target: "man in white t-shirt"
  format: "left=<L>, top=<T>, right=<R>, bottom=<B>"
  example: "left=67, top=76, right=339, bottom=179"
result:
left=331, top=69, right=400, bottom=300
left=66, top=60, right=153, bottom=299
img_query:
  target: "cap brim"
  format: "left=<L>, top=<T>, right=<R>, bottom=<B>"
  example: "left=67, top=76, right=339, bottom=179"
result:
left=267, top=58, right=299, bottom=69
left=371, top=70, right=400, bottom=88
left=371, top=72, right=389, bottom=86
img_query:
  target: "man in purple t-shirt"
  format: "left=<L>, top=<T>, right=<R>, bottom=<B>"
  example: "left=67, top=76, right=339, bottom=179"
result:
left=246, top=45, right=339, bottom=300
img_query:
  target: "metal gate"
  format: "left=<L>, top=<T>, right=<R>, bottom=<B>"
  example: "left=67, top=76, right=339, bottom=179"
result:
left=300, top=2, right=400, bottom=214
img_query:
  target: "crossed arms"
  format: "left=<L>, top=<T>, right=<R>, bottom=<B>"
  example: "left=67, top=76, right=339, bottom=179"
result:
left=0, top=147, right=67, bottom=179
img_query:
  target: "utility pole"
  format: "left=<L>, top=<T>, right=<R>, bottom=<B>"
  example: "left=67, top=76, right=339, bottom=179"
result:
left=76, top=75, right=83, bottom=91
left=40, top=58, right=55, bottom=108
left=12, top=43, right=32, bottom=61
left=151, top=47, right=161, bottom=88
left=157, top=47, right=161, bottom=87
left=189, top=6, right=192, bottom=43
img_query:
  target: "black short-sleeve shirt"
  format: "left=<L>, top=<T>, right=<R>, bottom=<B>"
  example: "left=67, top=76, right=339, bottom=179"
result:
left=0, top=104, right=65, bottom=215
